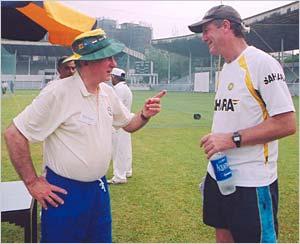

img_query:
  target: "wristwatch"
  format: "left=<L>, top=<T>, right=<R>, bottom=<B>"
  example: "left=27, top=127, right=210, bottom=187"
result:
left=232, top=131, right=241, bottom=148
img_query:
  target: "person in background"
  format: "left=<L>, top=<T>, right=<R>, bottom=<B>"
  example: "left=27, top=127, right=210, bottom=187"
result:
left=40, top=56, right=76, bottom=89
left=1, top=81, right=8, bottom=95
left=9, top=80, right=15, bottom=94
left=57, top=55, right=76, bottom=79
left=4, top=28, right=166, bottom=243
left=188, top=5, right=296, bottom=243
left=108, top=68, right=133, bottom=184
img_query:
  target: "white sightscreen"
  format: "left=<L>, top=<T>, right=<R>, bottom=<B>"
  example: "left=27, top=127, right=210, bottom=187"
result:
left=194, top=72, right=209, bottom=92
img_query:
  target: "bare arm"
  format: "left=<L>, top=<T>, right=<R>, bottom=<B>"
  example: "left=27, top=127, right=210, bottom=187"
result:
left=201, top=111, right=296, bottom=159
left=4, top=123, right=67, bottom=209
left=124, top=90, right=167, bottom=132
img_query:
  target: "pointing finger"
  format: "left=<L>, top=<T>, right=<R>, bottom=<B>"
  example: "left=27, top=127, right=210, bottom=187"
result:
left=153, top=90, right=167, bottom=98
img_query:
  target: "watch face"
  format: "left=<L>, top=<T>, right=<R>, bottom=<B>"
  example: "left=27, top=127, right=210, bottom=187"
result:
left=233, top=136, right=240, bottom=142
left=232, top=132, right=241, bottom=148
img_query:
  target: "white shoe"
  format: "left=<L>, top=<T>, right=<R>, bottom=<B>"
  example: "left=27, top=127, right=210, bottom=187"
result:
left=126, top=172, right=132, bottom=178
left=107, top=178, right=127, bottom=184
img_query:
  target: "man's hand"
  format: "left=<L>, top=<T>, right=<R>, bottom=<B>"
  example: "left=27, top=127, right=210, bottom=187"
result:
left=141, top=90, right=167, bottom=119
left=200, top=133, right=235, bottom=159
left=27, top=176, right=68, bottom=210
left=123, top=90, right=167, bottom=133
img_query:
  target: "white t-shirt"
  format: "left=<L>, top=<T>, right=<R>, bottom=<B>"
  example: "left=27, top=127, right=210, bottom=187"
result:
left=14, top=72, right=134, bottom=182
left=208, top=46, right=295, bottom=187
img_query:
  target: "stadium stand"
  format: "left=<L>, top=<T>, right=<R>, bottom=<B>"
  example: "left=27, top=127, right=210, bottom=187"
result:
left=151, top=2, right=299, bottom=95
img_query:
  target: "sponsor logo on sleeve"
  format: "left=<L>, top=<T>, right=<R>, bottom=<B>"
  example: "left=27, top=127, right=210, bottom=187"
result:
left=264, top=73, right=285, bottom=85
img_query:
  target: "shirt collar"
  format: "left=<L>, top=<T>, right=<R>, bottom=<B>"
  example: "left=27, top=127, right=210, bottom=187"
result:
left=73, top=71, right=90, bottom=97
left=73, top=71, right=108, bottom=97
left=73, top=71, right=109, bottom=97
left=99, top=83, right=108, bottom=97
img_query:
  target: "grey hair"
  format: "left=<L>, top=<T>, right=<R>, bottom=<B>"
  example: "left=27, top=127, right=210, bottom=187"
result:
left=212, top=19, right=248, bottom=38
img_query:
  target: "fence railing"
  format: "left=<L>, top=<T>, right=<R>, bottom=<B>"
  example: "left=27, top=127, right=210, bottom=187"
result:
left=2, top=75, right=299, bottom=96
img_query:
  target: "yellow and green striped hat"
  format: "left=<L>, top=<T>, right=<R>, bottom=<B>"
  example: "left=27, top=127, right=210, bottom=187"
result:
left=64, top=28, right=125, bottom=62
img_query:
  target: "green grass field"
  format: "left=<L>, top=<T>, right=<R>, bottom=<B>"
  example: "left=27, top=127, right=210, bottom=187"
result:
left=1, top=90, right=299, bottom=243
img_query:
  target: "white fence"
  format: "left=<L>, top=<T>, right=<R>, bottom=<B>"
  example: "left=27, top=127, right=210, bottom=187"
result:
left=2, top=74, right=56, bottom=90
left=2, top=74, right=298, bottom=96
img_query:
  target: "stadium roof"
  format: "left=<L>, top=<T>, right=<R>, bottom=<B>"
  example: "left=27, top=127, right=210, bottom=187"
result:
left=1, top=39, right=72, bottom=56
left=1, top=39, right=145, bottom=60
left=151, top=1, right=299, bottom=57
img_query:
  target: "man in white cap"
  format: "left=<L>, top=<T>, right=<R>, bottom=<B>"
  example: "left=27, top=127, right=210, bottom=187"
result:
left=108, top=68, right=133, bottom=184
left=188, top=4, right=296, bottom=243
left=4, top=28, right=166, bottom=243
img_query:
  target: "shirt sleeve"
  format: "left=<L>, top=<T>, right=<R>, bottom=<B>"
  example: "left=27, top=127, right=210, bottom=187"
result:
left=13, top=86, right=66, bottom=142
left=256, top=55, right=295, bottom=117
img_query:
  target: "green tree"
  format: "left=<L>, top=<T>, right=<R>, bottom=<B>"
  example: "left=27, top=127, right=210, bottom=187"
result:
left=145, top=47, right=189, bottom=82
left=284, top=54, right=299, bottom=63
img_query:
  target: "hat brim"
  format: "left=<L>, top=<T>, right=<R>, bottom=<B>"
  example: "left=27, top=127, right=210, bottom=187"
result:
left=188, top=18, right=214, bottom=33
left=64, top=39, right=125, bottom=63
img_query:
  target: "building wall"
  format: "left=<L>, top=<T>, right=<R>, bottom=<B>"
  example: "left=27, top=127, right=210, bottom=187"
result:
left=97, top=18, right=152, bottom=53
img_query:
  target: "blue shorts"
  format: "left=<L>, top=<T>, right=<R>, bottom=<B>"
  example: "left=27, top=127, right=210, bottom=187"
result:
left=41, top=167, right=112, bottom=243
left=203, top=173, right=278, bottom=243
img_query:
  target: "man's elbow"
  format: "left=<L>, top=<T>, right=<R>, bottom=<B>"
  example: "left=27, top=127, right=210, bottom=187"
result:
left=285, top=112, right=297, bottom=136
left=4, top=125, right=16, bottom=143
left=287, top=120, right=297, bottom=136
left=4, top=124, right=23, bottom=144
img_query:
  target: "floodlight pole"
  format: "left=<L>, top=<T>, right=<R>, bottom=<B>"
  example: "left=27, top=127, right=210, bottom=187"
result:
left=28, top=56, right=31, bottom=75
left=14, top=50, right=17, bottom=92
left=210, top=54, right=213, bottom=92
left=127, top=54, right=130, bottom=73
left=280, top=38, right=284, bottom=65
left=54, top=58, right=57, bottom=75
left=168, top=53, right=171, bottom=84
left=189, top=51, right=192, bottom=84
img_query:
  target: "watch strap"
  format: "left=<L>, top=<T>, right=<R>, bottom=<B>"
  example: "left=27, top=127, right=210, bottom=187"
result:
left=232, top=131, right=241, bottom=148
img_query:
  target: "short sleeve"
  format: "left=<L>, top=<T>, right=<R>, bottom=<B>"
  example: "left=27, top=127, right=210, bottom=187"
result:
left=256, top=55, right=295, bottom=116
left=13, top=87, right=66, bottom=142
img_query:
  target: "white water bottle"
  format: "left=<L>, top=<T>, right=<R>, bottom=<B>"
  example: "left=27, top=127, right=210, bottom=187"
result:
left=210, top=152, right=236, bottom=195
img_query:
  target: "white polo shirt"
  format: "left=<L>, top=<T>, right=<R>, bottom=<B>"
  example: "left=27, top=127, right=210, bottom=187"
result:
left=14, top=72, right=134, bottom=181
left=208, top=46, right=295, bottom=187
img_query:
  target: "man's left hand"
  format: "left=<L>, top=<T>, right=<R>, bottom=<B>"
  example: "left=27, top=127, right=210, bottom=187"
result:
left=200, top=133, right=235, bottom=159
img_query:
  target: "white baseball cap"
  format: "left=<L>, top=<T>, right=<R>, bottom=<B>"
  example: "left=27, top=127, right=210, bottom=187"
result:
left=111, top=68, right=126, bottom=80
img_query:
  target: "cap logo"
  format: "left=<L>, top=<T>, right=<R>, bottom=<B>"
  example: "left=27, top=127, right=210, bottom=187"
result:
left=63, top=28, right=125, bottom=62
left=78, top=43, right=84, bottom=50
left=72, top=35, right=111, bottom=56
